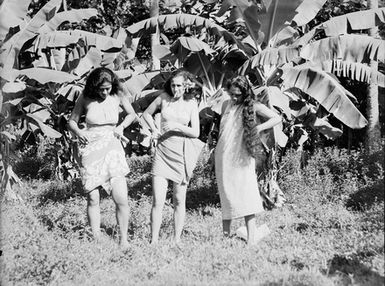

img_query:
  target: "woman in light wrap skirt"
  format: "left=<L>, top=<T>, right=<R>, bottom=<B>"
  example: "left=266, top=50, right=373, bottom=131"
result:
left=143, top=70, right=203, bottom=244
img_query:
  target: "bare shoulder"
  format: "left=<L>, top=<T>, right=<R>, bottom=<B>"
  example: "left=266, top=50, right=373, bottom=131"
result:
left=253, top=101, right=279, bottom=118
left=187, top=98, right=198, bottom=107
left=221, top=99, right=231, bottom=114
left=159, top=91, right=171, bottom=101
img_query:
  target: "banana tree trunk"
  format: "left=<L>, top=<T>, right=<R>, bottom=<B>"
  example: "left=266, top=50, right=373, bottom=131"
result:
left=366, top=0, right=381, bottom=153
left=150, top=0, right=161, bottom=70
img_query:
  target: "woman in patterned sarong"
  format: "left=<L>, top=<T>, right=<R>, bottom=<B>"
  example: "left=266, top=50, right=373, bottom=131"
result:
left=215, top=76, right=281, bottom=245
left=68, top=67, right=137, bottom=248
left=143, top=70, right=203, bottom=244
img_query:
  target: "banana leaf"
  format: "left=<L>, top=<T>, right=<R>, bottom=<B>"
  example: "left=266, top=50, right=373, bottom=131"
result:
left=35, top=30, right=124, bottom=52
left=217, top=0, right=262, bottom=44
left=9, top=68, right=79, bottom=84
left=39, top=8, right=98, bottom=34
left=51, top=48, right=67, bottom=71
left=73, top=47, right=102, bottom=76
left=258, top=0, right=324, bottom=44
left=0, top=0, right=63, bottom=73
left=295, top=7, right=385, bottom=46
left=296, top=60, right=385, bottom=87
left=300, top=35, right=385, bottom=64
left=125, top=13, right=251, bottom=56
left=2, top=81, right=26, bottom=93
left=282, top=66, right=368, bottom=129
left=0, top=0, right=31, bottom=40
left=322, top=7, right=385, bottom=37
left=291, top=0, right=327, bottom=26
left=122, top=71, right=162, bottom=98
left=170, top=36, right=215, bottom=62
left=26, top=113, right=62, bottom=138
left=240, top=46, right=301, bottom=72
left=268, top=25, right=300, bottom=47
left=55, top=83, right=83, bottom=102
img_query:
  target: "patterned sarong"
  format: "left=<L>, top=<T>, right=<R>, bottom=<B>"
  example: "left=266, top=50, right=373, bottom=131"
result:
left=78, top=126, right=129, bottom=193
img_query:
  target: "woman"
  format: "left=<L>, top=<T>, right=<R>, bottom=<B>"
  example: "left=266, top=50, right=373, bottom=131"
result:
left=215, top=75, right=281, bottom=245
left=68, top=67, right=137, bottom=248
left=142, top=70, right=203, bottom=244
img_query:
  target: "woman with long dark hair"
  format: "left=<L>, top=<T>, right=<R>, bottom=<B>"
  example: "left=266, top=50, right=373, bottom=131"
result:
left=68, top=67, right=137, bottom=248
left=215, top=75, right=281, bottom=245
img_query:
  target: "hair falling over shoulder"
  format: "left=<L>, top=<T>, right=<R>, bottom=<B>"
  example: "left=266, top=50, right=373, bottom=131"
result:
left=226, top=75, right=265, bottom=158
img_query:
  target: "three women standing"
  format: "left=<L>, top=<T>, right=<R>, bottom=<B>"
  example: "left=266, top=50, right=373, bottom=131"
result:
left=69, top=68, right=279, bottom=247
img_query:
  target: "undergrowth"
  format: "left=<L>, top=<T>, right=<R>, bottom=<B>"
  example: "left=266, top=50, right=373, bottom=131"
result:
left=1, top=144, right=384, bottom=285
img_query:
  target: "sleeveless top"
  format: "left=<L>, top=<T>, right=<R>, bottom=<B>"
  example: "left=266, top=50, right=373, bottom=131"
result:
left=85, top=95, right=120, bottom=126
left=160, top=99, right=192, bottom=133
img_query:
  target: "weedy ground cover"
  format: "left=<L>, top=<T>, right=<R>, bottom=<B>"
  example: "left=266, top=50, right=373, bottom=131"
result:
left=1, top=146, right=384, bottom=285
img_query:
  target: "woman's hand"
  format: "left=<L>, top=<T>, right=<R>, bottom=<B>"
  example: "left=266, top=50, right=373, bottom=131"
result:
left=75, top=129, right=89, bottom=145
left=114, top=125, right=124, bottom=137
left=151, top=128, right=162, bottom=140
left=162, top=122, right=182, bottom=133
left=251, top=124, right=262, bottom=142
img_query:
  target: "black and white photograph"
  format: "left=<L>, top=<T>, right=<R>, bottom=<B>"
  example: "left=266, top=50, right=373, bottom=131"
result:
left=0, top=0, right=384, bottom=285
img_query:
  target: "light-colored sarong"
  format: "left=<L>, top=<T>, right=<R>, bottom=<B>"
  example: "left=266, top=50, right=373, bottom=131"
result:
left=152, top=133, right=204, bottom=184
left=215, top=101, right=264, bottom=219
left=78, top=126, right=129, bottom=193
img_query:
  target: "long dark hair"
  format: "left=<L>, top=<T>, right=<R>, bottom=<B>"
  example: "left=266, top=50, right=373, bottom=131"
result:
left=226, top=75, right=253, bottom=105
left=83, top=67, right=122, bottom=100
left=226, top=75, right=263, bottom=158
left=163, top=70, right=200, bottom=100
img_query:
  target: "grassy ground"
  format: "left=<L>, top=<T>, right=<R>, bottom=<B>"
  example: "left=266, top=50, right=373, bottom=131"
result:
left=0, top=146, right=384, bottom=285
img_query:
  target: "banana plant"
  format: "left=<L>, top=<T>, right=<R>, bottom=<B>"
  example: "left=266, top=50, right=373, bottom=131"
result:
left=206, top=0, right=384, bottom=207
left=234, top=2, right=385, bottom=149
left=0, top=0, right=140, bottom=192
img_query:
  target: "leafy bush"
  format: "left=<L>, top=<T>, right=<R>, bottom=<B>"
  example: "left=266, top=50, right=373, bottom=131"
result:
left=13, top=135, right=77, bottom=180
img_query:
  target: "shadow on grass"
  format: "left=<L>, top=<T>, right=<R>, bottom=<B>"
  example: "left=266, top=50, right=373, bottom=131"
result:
left=186, top=180, right=220, bottom=210
left=325, top=254, right=384, bottom=283
left=346, top=180, right=384, bottom=211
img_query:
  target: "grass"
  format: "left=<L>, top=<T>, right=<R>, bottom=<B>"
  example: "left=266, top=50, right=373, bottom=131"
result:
left=0, top=145, right=384, bottom=285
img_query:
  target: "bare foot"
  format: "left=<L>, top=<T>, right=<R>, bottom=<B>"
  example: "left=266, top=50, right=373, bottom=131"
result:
left=248, top=224, right=271, bottom=246
left=119, top=239, right=129, bottom=250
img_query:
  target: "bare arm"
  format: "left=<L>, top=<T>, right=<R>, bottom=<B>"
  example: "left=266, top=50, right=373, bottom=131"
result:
left=114, top=95, right=140, bottom=136
left=142, top=94, right=163, bottom=137
left=252, top=102, right=281, bottom=139
left=68, top=95, right=89, bottom=144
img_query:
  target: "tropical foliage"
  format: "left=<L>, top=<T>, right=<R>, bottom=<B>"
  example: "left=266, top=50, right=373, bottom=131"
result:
left=0, top=0, right=384, bottom=197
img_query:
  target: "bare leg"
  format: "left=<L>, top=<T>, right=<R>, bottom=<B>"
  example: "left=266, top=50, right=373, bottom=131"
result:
left=222, top=219, right=231, bottom=237
left=111, top=177, right=129, bottom=247
left=87, top=189, right=101, bottom=239
left=244, top=214, right=256, bottom=245
left=150, top=176, right=168, bottom=244
left=172, top=183, right=187, bottom=243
